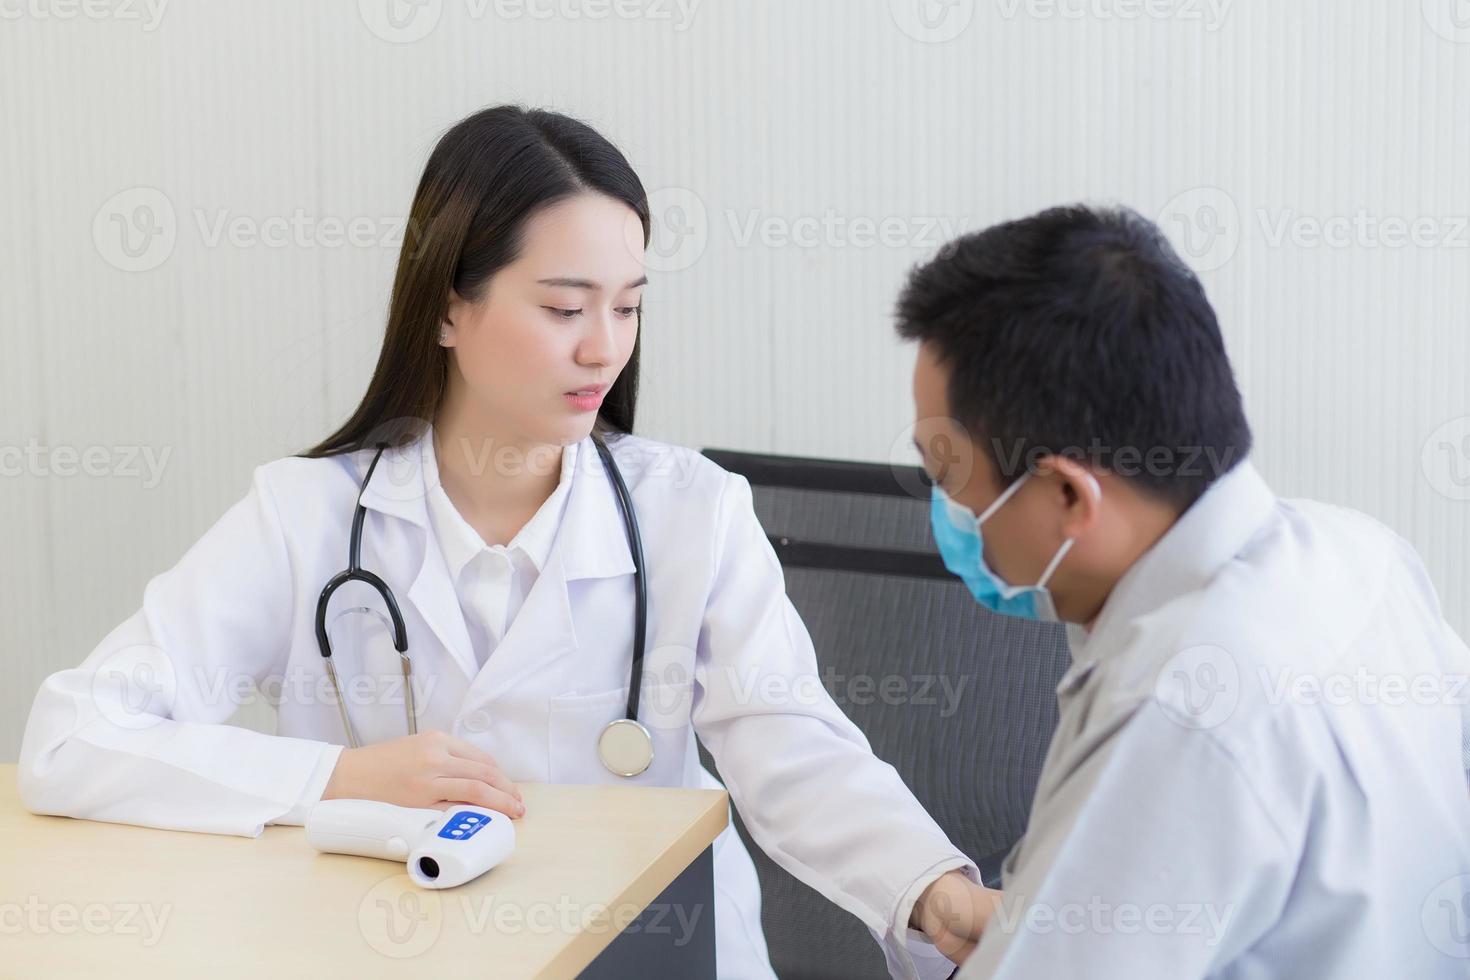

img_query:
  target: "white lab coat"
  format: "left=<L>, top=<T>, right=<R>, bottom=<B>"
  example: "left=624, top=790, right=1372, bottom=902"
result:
left=18, top=430, right=973, bottom=980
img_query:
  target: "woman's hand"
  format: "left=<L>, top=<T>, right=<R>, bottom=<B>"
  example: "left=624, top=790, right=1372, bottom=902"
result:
left=911, top=870, right=1004, bottom=965
left=322, top=730, right=526, bottom=818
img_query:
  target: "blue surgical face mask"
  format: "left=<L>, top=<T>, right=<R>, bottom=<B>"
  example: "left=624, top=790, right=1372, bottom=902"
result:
left=929, top=472, right=1083, bottom=622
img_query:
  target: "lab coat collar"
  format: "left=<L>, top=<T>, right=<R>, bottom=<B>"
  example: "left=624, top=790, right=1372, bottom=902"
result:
left=350, top=427, right=637, bottom=684
left=421, top=425, right=576, bottom=582
left=1063, top=460, right=1276, bottom=683
left=354, top=427, right=637, bottom=582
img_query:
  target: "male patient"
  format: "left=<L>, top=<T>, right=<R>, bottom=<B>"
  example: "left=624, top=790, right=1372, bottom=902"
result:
left=899, top=205, right=1470, bottom=978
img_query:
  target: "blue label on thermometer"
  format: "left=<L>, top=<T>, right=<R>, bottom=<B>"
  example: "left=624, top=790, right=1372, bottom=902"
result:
left=437, top=809, right=494, bottom=841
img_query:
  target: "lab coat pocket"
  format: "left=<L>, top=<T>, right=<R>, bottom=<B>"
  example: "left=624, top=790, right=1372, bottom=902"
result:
left=547, top=680, right=693, bottom=786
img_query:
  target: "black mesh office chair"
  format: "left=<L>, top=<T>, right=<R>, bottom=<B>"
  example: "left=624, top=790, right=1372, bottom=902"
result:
left=696, top=448, right=1073, bottom=980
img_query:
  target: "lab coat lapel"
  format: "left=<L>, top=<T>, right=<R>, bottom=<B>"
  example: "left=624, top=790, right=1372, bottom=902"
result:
left=460, top=434, right=638, bottom=709
left=353, top=437, right=479, bottom=684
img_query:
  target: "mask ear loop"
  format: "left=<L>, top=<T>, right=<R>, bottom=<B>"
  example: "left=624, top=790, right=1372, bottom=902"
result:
left=975, top=471, right=1032, bottom=525
left=1035, top=537, right=1075, bottom=591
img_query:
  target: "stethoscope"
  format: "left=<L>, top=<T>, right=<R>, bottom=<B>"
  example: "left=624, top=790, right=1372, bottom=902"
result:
left=314, top=432, right=654, bottom=778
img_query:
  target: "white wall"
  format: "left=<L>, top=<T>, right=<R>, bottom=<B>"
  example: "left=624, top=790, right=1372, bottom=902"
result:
left=3, top=0, right=1469, bottom=760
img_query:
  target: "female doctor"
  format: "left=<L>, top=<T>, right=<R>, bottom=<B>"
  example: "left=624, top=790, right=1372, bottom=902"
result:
left=18, top=105, right=991, bottom=978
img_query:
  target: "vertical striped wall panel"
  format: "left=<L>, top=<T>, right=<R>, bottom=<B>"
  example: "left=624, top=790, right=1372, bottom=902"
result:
left=1, top=0, right=1466, bottom=759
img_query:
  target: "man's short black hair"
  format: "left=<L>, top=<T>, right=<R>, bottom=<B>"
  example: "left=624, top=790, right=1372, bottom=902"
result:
left=896, top=204, right=1252, bottom=511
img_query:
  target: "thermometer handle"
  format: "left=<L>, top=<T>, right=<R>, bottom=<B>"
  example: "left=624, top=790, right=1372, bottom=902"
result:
left=306, top=799, right=443, bottom=861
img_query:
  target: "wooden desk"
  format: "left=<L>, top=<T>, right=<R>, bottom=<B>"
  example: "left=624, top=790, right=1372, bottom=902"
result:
left=0, top=766, right=727, bottom=978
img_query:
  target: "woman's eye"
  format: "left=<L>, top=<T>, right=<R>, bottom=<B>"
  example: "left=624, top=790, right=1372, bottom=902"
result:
left=615, top=306, right=642, bottom=318
left=544, top=307, right=581, bottom=319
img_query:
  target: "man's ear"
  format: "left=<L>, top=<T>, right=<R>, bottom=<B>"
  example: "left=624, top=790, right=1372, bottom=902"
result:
left=1036, top=453, right=1103, bottom=538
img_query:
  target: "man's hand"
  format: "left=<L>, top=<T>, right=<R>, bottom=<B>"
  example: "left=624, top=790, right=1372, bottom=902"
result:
left=910, top=870, right=1004, bottom=965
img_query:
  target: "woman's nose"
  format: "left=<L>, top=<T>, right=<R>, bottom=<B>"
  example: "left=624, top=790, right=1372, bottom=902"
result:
left=577, top=310, right=618, bottom=365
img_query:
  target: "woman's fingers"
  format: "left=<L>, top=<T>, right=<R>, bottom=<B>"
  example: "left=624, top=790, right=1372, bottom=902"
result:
left=433, top=777, right=525, bottom=818
left=441, top=754, right=523, bottom=803
left=418, top=733, right=523, bottom=813
left=442, top=734, right=499, bottom=768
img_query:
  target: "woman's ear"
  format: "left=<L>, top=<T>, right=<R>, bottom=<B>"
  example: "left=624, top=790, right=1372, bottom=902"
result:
left=441, top=288, right=466, bottom=347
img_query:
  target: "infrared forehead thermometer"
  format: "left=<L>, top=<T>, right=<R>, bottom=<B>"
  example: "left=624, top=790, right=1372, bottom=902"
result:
left=306, top=799, right=516, bottom=889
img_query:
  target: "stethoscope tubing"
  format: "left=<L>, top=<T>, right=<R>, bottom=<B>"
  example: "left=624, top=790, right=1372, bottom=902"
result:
left=314, top=431, right=648, bottom=749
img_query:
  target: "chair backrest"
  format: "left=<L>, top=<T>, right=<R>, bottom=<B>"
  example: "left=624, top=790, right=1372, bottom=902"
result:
left=697, top=448, right=1072, bottom=980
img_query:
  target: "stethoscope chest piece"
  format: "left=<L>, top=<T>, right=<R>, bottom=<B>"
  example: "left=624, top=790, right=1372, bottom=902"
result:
left=598, top=718, right=654, bottom=777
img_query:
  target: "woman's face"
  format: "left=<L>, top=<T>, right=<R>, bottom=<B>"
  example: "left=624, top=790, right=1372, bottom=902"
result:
left=442, top=191, right=646, bottom=452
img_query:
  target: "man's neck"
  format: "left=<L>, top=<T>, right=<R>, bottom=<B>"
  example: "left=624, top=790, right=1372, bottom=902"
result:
left=1076, top=496, right=1183, bottom=632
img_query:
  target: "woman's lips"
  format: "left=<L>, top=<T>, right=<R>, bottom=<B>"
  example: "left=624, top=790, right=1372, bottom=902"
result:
left=564, top=384, right=605, bottom=411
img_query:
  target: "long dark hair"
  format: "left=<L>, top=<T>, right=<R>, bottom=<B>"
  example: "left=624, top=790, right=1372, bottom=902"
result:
left=299, top=105, right=650, bottom=458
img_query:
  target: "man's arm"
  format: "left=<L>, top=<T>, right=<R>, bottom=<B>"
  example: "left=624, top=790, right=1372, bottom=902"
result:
left=959, top=703, right=1298, bottom=979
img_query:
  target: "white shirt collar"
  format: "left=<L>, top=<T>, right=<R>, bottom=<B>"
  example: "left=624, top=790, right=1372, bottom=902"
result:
left=421, top=424, right=578, bottom=582
left=1060, top=460, right=1276, bottom=687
